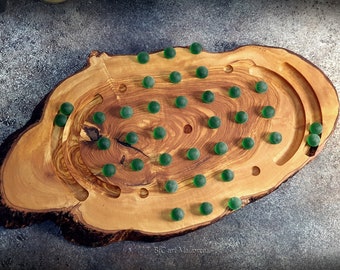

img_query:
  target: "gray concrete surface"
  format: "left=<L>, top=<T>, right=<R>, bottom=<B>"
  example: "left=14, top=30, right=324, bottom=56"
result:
left=0, top=0, right=339, bottom=269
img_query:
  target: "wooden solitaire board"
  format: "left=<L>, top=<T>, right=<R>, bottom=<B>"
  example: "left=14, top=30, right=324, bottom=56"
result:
left=0, top=45, right=338, bottom=246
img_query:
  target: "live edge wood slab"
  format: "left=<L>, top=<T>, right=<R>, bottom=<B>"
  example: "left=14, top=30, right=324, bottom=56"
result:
left=0, top=45, right=338, bottom=246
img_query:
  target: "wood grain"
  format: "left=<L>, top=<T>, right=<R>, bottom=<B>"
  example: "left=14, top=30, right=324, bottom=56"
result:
left=0, top=46, right=338, bottom=246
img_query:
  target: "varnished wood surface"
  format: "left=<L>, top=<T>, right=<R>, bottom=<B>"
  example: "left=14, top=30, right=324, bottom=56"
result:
left=0, top=46, right=338, bottom=245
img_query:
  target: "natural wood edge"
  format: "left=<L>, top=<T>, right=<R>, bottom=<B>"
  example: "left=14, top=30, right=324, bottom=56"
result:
left=0, top=46, right=338, bottom=246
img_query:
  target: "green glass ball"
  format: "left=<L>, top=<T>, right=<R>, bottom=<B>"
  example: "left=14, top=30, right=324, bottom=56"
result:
left=193, top=174, right=206, bottom=187
left=221, top=169, right=234, bottom=182
left=171, top=208, right=184, bottom=221
left=137, top=51, right=149, bottom=64
left=120, top=106, right=133, bottom=119
left=200, top=202, right=213, bottom=215
left=208, top=116, right=221, bottom=129
left=228, top=86, right=241, bottom=98
left=60, top=102, right=74, bottom=115
left=202, top=90, right=215, bottom=103
left=269, top=132, right=282, bottom=144
left=165, top=180, right=178, bottom=193
left=159, top=153, right=172, bottom=166
left=242, top=137, right=255, bottom=149
left=93, top=111, right=106, bottom=124
left=214, top=142, right=228, bottom=155
left=130, top=158, right=144, bottom=171
left=196, top=66, right=208, bottom=78
left=164, top=47, right=176, bottom=59
left=125, top=132, right=138, bottom=145
left=54, top=114, right=67, bottom=127
left=148, top=101, right=160, bottom=114
left=142, top=76, right=155, bottom=88
left=175, top=96, right=188, bottom=108
left=97, top=137, right=111, bottom=150
left=228, top=197, right=242, bottom=210
left=307, top=134, right=320, bottom=147
left=309, top=122, right=323, bottom=135
left=153, top=126, right=166, bottom=140
left=187, top=148, right=200, bottom=160
left=189, top=42, right=203, bottom=54
left=261, top=106, right=275, bottom=118
left=255, top=81, right=268, bottom=93
left=102, top=164, right=116, bottom=177
left=169, top=71, right=182, bottom=83
left=235, top=111, right=248, bottom=124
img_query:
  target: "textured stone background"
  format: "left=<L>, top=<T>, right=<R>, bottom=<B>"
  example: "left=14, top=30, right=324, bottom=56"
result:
left=0, top=0, right=339, bottom=269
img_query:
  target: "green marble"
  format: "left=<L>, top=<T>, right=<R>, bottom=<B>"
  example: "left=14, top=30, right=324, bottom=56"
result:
left=120, top=106, right=133, bottom=119
left=102, top=164, right=116, bottom=177
left=97, top=137, right=111, bottom=150
left=309, top=122, right=323, bottom=135
left=242, top=137, right=255, bottom=149
left=148, top=101, right=160, bottom=114
left=159, top=153, right=172, bottom=166
left=208, top=116, right=221, bottom=129
left=200, top=202, right=213, bottom=215
left=142, top=76, right=155, bottom=88
left=235, top=111, right=248, bottom=124
left=169, top=71, right=182, bottom=83
left=202, top=90, right=215, bottom=103
left=175, top=96, right=188, bottom=108
left=269, top=132, right=282, bottom=144
left=261, top=106, right=275, bottom=118
left=54, top=114, right=67, bottom=127
left=214, top=142, right=228, bottom=155
left=130, top=158, right=144, bottom=171
left=187, top=148, right=200, bottom=160
left=125, top=132, right=138, bottom=145
left=165, top=180, right=178, bottom=193
left=93, top=111, right=106, bottom=124
left=137, top=51, right=149, bottom=64
left=153, top=126, right=166, bottom=140
left=196, top=66, right=208, bottom=78
left=60, top=102, right=74, bottom=115
left=228, top=197, right=242, bottom=210
left=221, top=169, right=234, bottom=182
left=164, top=47, right=176, bottom=59
left=171, top=208, right=184, bottom=221
left=255, top=81, right=268, bottom=93
left=307, top=134, right=320, bottom=147
left=193, top=174, right=206, bottom=187
left=228, top=86, right=241, bottom=98
left=189, top=42, right=202, bottom=54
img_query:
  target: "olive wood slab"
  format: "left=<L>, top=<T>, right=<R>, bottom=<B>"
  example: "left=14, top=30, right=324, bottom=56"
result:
left=0, top=45, right=338, bottom=246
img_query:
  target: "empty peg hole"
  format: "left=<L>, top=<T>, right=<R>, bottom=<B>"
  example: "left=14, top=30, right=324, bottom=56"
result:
left=224, top=65, right=233, bottom=73
left=139, top=188, right=149, bottom=198
left=252, top=166, right=261, bottom=176
left=183, top=124, right=193, bottom=134
left=118, top=84, right=127, bottom=93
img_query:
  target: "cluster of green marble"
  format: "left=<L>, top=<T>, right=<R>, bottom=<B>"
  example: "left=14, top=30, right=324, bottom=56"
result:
left=54, top=102, right=74, bottom=127
left=83, top=44, right=285, bottom=222
left=170, top=197, right=242, bottom=221
left=307, top=122, right=322, bottom=147
left=139, top=43, right=210, bottom=89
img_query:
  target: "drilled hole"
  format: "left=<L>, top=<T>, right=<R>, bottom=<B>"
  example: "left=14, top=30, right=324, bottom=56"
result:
left=105, top=185, right=121, bottom=198
left=139, top=188, right=149, bottom=198
left=252, top=166, right=261, bottom=176
left=224, top=65, right=233, bottom=73
left=118, top=83, right=127, bottom=93
left=306, top=146, right=318, bottom=157
left=183, top=124, right=193, bottom=134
